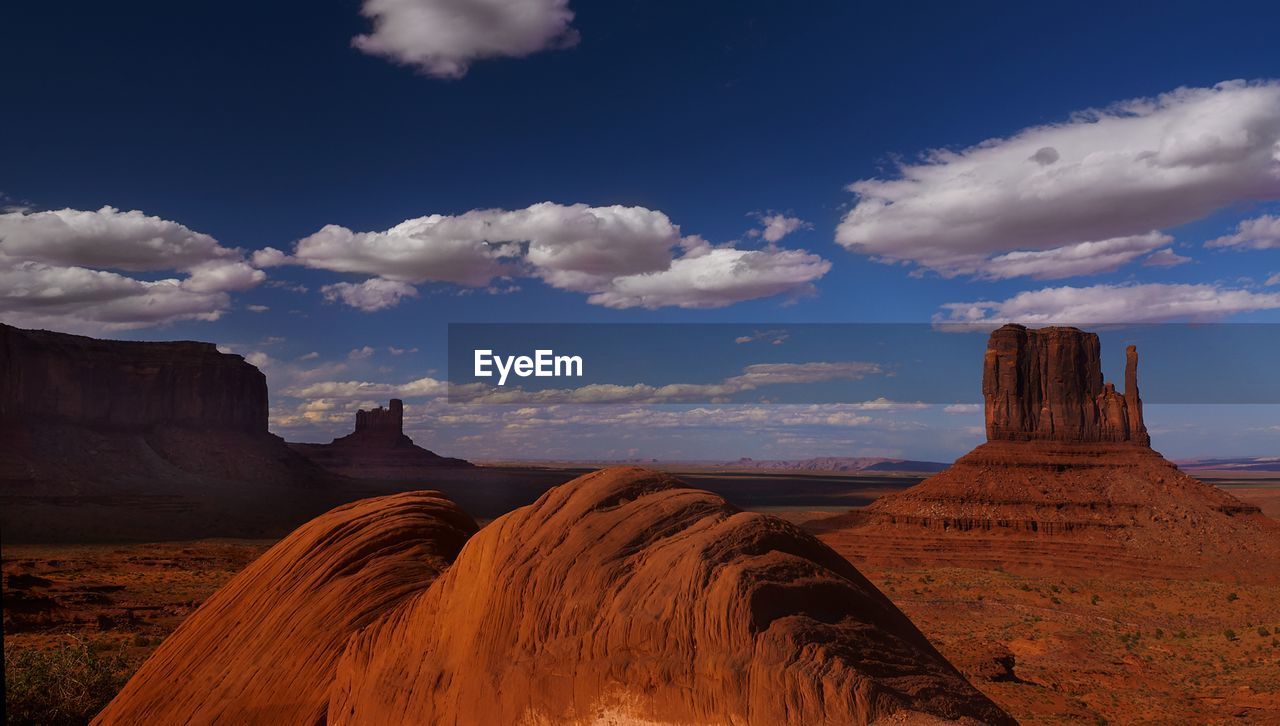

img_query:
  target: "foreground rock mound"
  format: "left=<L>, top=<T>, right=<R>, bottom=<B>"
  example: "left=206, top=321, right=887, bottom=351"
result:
left=96, top=491, right=477, bottom=724
left=329, top=467, right=1011, bottom=724
left=290, top=398, right=472, bottom=477
left=814, top=325, right=1279, bottom=582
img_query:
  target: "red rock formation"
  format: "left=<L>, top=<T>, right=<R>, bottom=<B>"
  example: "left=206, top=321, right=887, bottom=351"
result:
left=0, top=323, right=336, bottom=543
left=0, top=323, right=266, bottom=432
left=290, top=399, right=472, bottom=475
left=983, top=324, right=1147, bottom=444
left=328, top=467, right=1011, bottom=725
left=813, top=324, right=1280, bottom=582
left=95, top=491, right=477, bottom=725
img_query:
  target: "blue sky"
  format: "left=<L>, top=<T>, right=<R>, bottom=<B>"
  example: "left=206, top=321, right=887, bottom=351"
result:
left=2, top=1, right=1278, bottom=460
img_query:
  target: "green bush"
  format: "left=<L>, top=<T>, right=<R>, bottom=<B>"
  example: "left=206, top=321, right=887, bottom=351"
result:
left=4, top=637, right=136, bottom=725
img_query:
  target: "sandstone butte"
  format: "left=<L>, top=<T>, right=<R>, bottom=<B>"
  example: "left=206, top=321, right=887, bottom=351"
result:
left=811, top=324, right=1280, bottom=582
left=290, top=398, right=473, bottom=476
left=99, top=467, right=1013, bottom=725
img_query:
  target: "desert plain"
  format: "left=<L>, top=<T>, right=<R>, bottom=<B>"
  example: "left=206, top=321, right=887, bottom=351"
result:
left=5, top=467, right=1280, bottom=724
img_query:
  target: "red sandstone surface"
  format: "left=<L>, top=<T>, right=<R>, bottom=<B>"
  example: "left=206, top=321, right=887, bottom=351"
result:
left=812, top=324, right=1280, bottom=582
left=93, top=491, right=476, bottom=724
left=97, top=467, right=1010, bottom=725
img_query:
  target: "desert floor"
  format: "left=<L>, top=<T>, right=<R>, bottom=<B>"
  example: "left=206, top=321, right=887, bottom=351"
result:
left=4, top=473, right=1279, bottom=724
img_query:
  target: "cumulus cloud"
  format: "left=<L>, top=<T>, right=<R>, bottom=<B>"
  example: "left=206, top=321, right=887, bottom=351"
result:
left=837, top=80, right=1280, bottom=280
left=1142, top=248, right=1192, bottom=267
left=936, top=283, right=1280, bottom=325
left=287, top=202, right=829, bottom=310
left=321, top=278, right=420, bottom=312
left=348, top=345, right=377, bottom=360
left=0, top=206, right=265, bottom=333
left=749, top=213, right=811, bottom=243
left=1267, top=272, right=1280, bottom=286
left=1207, top=214, right=1280, bottom=250
left=353, top=0, right=579, bottom=79
left=587, top=246, right=830, bottom=310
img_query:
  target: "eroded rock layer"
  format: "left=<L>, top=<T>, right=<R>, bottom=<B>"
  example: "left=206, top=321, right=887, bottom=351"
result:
left=815, top=325, right=1279, bottom=582
left=328, top=467, right=1011, bottom=725
left=95, top=491, right=478, bottom=725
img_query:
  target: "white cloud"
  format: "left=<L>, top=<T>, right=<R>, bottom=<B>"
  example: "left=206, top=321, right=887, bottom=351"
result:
left=1267, top=272, right=1280, bottom=286
left=288, top=202, right=829, bottom=310
left=979, top=233, right=1172, bottom=280
left=1142, top=248, right=1192, bottom=267
left=453, top=360, right=880, bottom=404
left=321, top=278, right=420, bottom=312
left=936, top=283, right=1280, bottom=325
left=734, top=329, right=789, bottom=345
left=749, top=213, right=811, bottom=243
left=837, top=80, right=1280, bottom=280
left=251, top=246, right=290, bottom=267
left=0, top=206, right=265, bottom=333
left=348, top=345, right=377, bottom=360
left=388, top=346, right=419, bottom=355
left=353, top=0, right=579, bottom=79
left=587, top=246, right=830, bottom=310
left=944, top=403, right=981, bottom=414
left=298, top=351, right=320, bottom=361
left=287, top=376, right=448, bottom=400
left=1207, top=214, right=1280, bottom=250
left=247, top=304, right=270, bottom=313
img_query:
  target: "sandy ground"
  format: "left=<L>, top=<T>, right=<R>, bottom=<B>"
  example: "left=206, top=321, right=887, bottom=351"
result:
left=4, top=479, right=1279, bottom=724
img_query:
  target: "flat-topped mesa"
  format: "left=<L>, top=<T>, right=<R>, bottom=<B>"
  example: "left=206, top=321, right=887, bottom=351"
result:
left=983, top=324, right=1149, bottom=445
left=0, top=323, right=267, bottom=433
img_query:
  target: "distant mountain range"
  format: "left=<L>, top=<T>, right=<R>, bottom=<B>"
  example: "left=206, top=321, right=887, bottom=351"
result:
left=1175, top=457, right=1280, bottom=472
left=476, top=456, right=951, bottom=473
left=716, top=457, right=950, bottom=473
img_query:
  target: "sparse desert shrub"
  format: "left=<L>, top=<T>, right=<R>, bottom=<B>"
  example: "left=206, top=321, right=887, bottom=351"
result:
left=1258, top=627, right=1271, bottom=637
left=1226, top=592, right=1239, bottom=602
left=4, top=637, right=136, bottom=725
left=1154, top=628, right=1164, bottom=639
left=1090, top=594, right=1100, bottom=605
left=1224, top=628, right=1238, bottom=641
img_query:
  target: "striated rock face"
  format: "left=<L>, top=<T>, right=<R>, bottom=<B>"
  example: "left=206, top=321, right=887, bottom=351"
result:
left=328, top=467, right=1011, bottom=725
left=814, top=325, right=1279, bottom=582
left=0, top=323, right=266, bottom=433
left=95, top=491, right=477, bottom=725
left=290, top=399, right=472, bottom=475
left=983, top=324, right=1148, bottom=444
left=0, top=323, right=338, bottom=543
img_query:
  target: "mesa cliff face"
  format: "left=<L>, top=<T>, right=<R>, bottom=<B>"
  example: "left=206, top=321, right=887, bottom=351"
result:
left=813, top=324, right=1278, bottom=582
left=0, top=323, right=267, bottom=433
left=984, top=324, right=1147, bottom=444
left=101, top=468, right=1011, bottom=725
left=0, top=323, right=334, bottom=543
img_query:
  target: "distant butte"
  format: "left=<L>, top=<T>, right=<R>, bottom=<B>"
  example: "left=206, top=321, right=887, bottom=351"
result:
left=289, top=399, right=472, bottom=477
left=809, top=324, right=1280, bottom=582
